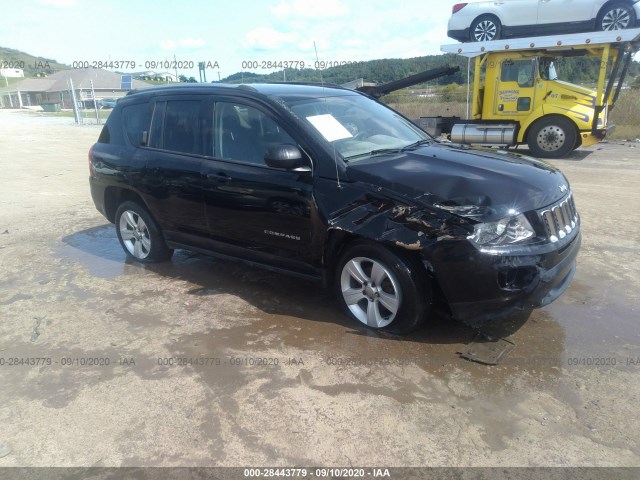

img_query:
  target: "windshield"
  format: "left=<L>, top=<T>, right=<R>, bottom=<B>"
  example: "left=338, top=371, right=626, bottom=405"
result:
left=277, top=93, right=430, bottom=161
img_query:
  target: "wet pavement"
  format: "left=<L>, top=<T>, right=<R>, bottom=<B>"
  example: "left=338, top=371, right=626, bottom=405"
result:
left=0, top=111, right=639, bottom=467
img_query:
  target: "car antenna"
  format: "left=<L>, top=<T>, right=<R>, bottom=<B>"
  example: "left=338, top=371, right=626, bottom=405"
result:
left=314, top=40, right=342, bottom=189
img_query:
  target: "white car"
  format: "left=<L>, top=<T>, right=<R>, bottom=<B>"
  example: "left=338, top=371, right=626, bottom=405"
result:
left=448, top=0, right=640, bottom=42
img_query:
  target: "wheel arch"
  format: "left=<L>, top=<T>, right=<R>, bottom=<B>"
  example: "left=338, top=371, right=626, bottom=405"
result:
left=521, top=113, right=580, bottom=148
left=595, top=0, right=637, bottom=27
left=471, top=12, right=503, bottom=26
left=323, top=228, right=435, bottom=289
left=597, top=0, right=636, bottom=18
left=103, top=187, right=148, bottom=223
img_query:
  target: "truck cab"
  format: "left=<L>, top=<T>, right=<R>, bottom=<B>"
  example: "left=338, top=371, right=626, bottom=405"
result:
left=440, top=28, right=640, bottom=157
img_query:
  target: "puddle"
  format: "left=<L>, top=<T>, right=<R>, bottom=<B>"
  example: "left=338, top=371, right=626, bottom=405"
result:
left=58, top=224, right=639, bottom=382
left=59, top=225, right=129, bottom=279
left=544, top=273, right=640, bottom=366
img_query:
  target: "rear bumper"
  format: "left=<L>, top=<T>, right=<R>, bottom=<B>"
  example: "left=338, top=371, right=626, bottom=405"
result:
left=89, top=176, right=108, bottom=219
left=447, top=28, right=470, bottom=42
left=428, top=229, right=581, bottom=326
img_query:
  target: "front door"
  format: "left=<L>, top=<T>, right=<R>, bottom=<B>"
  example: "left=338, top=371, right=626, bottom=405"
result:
left=493, top=58, right=537, bottom=117
left=202, top=99, right=315, bottom=268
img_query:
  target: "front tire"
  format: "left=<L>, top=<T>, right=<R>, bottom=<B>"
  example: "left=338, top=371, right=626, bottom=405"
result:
left=335, top=241, right=431, bottom=335
left=527, top=116, right=577, bottom=159
left=470, top=15, right=502, bottom=42
left=597, top=3, right=636, bottom=31
left=115, top=201, right=173, bottom=263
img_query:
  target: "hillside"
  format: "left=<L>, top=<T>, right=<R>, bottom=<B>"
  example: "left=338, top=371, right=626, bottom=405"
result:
left=0, top=46, right=68, bottom=76
left=220, top=55, right=470, bottom=86
left=219, top=54, right=640, bottom=87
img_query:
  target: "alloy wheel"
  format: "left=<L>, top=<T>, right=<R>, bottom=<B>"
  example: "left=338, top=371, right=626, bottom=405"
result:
left=601, top=8, right=631, bottom=30
left=473, top=20, right=497, bottom=41
left=119, top=210, right=152, bottom=259
left=340, top=256, right=401, bottom=328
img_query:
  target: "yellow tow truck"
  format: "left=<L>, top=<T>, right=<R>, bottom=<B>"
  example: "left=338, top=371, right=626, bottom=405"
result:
left=429, top=28, right=640, bottom=158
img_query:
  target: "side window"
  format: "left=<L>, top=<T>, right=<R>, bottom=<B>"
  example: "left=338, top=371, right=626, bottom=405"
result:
left=501, top=60, right=534, bottom=87
left=163, top=100, right=204, bottom=155
left=122, top=103, right=150, bottom=146
left=214, top=102, right=296, bottom=165
left=148, top=101, right=165, bottom=149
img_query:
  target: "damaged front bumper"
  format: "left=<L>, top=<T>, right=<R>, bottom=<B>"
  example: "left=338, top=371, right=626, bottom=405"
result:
left=428, top=229, right=581, bottom=326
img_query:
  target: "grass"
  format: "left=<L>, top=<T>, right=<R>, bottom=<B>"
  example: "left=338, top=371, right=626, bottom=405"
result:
left=0, top=76, right=24, bottom=87
left=607, top=89, right=640, bottom=140
left=388, top=88, right=640, bottom=141
left=26, top=109, right=112, bottom=120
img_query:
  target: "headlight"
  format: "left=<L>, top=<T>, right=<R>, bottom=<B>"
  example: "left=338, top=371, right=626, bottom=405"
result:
left=468, top=213, right=535, bottom=246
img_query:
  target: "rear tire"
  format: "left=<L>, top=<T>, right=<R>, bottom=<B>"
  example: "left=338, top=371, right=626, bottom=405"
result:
left=470, top=15, right=502, bottom=42
left=335, top=241, right=431, bottom=335
left=527, top=116, right=577, bottom=159
left=115, top=201, right=173, bottom=263
left=597, top=3, right=636, bottom=31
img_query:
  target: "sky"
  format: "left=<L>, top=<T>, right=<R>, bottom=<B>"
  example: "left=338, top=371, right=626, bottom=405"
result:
left=0, top=0, right=455, bottom=79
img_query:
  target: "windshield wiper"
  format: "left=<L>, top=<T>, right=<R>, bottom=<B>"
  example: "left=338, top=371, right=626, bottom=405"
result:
left=401, top=139, right=433, bottom=151
left=343, top=140, right=433, bottom=161
left=344, top=148, right=403, bottom=161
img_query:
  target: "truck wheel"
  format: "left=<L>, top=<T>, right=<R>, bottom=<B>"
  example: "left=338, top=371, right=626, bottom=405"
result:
left=597, top=3, right=636, bottom=30
left=470, top=15, right=502, bottom=42
left=573, top=134, right=583, bottom=151
left=527, top=116, right=577, bottom=159
left=115, top=201, right=173, bottom=262
left=335, top=241, right=431, bottom=335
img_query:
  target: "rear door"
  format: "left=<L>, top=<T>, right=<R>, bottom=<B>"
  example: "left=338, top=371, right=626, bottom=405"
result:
left=537, top=0, right=594, bottom=27
left=138, top=95, right=211, bottom=247
left=491, top=0, right=539, bottom=28
left=202, top=98, right=315, bottom=271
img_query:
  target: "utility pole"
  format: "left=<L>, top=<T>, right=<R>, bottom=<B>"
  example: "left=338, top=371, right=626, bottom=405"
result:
left=69, top=79, right=82, bottom=124
left=90, top=80, right=100, bottom=124
left=174, top=54, right=178, bottom=82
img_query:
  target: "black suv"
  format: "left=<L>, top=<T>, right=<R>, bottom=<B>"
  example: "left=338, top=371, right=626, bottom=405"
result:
left=89, top=83, right=580, bottom=333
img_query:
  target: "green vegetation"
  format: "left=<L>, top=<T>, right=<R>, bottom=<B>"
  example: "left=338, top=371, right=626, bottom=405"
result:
left=0, top=76, right=23, bottom=87
left=607, top=88, right=640, bottom=140
left=219, top=55, right=470, bottom=86
left=0, top=46, right=68, bottom=76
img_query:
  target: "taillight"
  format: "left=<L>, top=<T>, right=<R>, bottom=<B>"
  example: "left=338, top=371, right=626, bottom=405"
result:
left=452, top=3, right=467, bottom=14
left=88, top=144, right=95, bottom=176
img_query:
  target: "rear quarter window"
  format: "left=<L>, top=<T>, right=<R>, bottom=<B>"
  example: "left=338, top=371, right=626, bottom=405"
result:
left=97, top=106, right=124, bottom=145
left=122, top=102, right=151, bottom=146
left=97, top=125, right=110, bottom=144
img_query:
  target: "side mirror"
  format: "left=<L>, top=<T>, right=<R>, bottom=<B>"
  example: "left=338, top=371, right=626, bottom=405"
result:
left=265, top=144, right=307, bottom=170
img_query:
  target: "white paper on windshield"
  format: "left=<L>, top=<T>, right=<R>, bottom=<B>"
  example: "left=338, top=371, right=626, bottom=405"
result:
left=306, top=114, right=353, bottom=142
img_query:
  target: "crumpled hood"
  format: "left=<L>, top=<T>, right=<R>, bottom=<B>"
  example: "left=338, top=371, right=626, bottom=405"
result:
left=345, top=142, right=570, bottom=221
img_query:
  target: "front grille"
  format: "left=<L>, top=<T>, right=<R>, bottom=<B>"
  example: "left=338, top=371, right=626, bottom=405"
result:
left=540, top=193, right=579, bottom=243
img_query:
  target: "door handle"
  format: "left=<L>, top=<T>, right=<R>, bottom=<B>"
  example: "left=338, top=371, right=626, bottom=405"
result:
left=206, top=172, right=231, bottom=182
